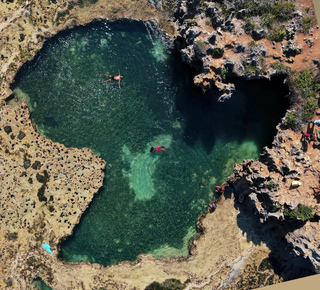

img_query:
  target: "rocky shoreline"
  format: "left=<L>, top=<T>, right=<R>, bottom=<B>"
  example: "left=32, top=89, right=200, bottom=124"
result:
left=0, top=0, right=319, bottom=289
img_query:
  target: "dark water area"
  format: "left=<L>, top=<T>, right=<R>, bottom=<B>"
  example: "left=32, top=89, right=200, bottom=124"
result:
left=32, top=277, right=53, bottom=290
left=11, top=20, right=289, bottom=266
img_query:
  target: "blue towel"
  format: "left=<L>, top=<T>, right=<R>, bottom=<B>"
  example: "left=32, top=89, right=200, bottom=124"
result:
left=42, top=244, right=53, bottom=255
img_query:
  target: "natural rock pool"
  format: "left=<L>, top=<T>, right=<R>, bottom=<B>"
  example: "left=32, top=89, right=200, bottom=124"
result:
left=12, top=20, right=289, bottom=266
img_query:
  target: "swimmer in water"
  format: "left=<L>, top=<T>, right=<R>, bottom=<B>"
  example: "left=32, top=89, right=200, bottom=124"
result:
left=149, top=143, right=168, bottom=154
left=102, top=71, right=123, bottom=88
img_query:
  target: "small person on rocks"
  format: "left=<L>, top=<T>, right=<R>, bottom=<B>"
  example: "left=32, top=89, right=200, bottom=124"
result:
left=215, top=185, right=225, bottom=195
left=208, top=202, right=216, bottom=212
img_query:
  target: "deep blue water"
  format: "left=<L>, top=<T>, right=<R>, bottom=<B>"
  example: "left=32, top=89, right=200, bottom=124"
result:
left=12, top=20, right=289, bottom=266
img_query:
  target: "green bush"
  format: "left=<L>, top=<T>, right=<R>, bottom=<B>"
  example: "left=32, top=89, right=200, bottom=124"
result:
left=5, top=232, right=18, bottom=241
left=186, top=19, right=197, bottom=29
left=284, top=204, right=314, bottom=222
left=294, top=69, right=320, bottom=99
left=270, top=61, right=289, bottom=74
left=243, top=17, right=256, bottom=34
left=212, top=48, right=224, bottom=58
left=301, top=16, right=317, bottom=33
left=271, top=2, right=296, bottom=22
left=243, top=63, right=261, bottom=76
left=220, top=4, right=232, bottom=18
left=265, top=181, right=279, bottom=190
left=268, top=27, right=287, bottom=42
left=261, top=14, right=275, bottom=28
left=302, top=98, right=318, bottom=121
left=220, top=67, right=229, bottom=80
left=283, top=111, right=298, bottom=130
left=271, top=204, right=282, bottom=213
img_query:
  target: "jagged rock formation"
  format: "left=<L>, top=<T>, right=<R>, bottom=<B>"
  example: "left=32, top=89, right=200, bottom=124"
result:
left=229, top=122, right=320, bottom=271
left=172, top=0, right=320, bottom=101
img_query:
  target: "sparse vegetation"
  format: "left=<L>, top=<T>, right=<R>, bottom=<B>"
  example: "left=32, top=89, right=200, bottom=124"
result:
left=270, top=61, right=289, bottom=74
left=212, top=47, right=224, bottom=58
left=233, top=0, right=296, bottom=41
left=195, top=39, right=207, bottom=53
left=220, top=67, right=229, bottom=80
left=283, top=111, right=298, bottom=130
left=258, top=258, right=273, bottom=272
left=265, top=181, right=279, bottom=190
left=248, top=40, right=258, bottom=48
left=261, top=14, right=275, bottom=28
left=271, top=2, right=296, bottom=22
left=267, top=26, right=287, bottom=42
left=293, top=69, right=320, bottom=99
left=302, top=98, right=318, bottom=121
left=5, top=232, right=18, bottom=241
left=186, top=19, right=197, bottom=29
left=301, top=15, right=316, bottom=33
left=284, top=204, right=314, bottom=222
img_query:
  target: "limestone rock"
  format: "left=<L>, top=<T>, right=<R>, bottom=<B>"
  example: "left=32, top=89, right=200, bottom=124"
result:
left=286, top=222, right=320, bottom=270
left=186, top=27, right=202, bottom=45
left=252, top=27, right=265, bottom=40
left=282, top=39, right=302, bottom=57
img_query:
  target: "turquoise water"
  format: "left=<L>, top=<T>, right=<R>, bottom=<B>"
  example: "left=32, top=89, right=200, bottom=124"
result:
left=12, top=20, right=289, bottom=266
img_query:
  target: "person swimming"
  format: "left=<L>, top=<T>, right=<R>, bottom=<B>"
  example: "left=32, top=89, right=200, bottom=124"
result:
left=102, top=71, right=123, bottom=88
left=149, top=143, right=168, bottom=154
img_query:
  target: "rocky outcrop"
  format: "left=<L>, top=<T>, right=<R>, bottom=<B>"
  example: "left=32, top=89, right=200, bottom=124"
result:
left=229, top=123, right=320, bottom=271
left=172, top=0, right=320, bottom=100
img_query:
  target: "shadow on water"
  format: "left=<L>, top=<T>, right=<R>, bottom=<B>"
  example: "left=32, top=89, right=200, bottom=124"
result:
left=171, top=56, right=290, bottom=154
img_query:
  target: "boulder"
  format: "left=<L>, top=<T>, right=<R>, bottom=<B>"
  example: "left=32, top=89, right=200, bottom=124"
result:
left=186, top=26, right=202, bottom=45
left=234, top=42, right=246, bottom=53
left=206, top=5, right=223, bottom=26
left=236, top=9, right=247, bottom=19
left=283, top=39, right=302, bottom=57
left=286, top=222, right=320, bottom=271
left=252, top=27, right=265, bottom=40
left=208, top=32, right=217, bottom=45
